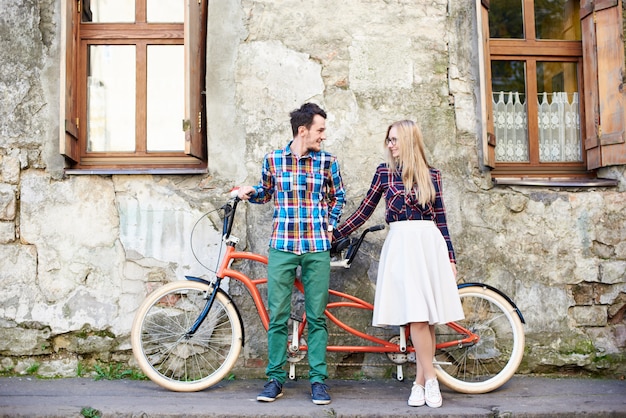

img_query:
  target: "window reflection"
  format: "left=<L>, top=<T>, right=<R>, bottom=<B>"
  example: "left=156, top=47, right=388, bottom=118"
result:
left=87, top=45, right=136, bottom=152
left=147, top=0, right=184, bottom=23
left=535, top=0, right=581, bottom=40
left=489, top=0, right=524, bottom=39
left=490, top=0, right=581, bottom=41
left=147, top=45, right=185, bottom=152
left=83, top=0, right=134, bottom=23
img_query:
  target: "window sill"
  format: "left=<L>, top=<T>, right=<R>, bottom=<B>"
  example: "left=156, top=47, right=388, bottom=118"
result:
left=65, top=168, right=208, bottom=175
left=492, top=177, right=618, bottom=187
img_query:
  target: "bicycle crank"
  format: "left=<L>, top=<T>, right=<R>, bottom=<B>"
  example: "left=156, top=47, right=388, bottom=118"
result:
left=385, top=335, right=416, bottom=364
left=385, top=335, right=416, bottom=382
left=287, top=336, right=307, bottom=363
left=287, top=335, right=307, bottom=381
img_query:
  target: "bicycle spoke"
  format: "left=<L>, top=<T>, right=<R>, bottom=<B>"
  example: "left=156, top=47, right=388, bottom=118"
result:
left=434, top=286, right=524, bottom=393
left=132, top=282, right=242, bottom=390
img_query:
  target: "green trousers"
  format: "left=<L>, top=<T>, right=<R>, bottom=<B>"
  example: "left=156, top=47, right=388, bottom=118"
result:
left=265, top=248, right=330, bottom=384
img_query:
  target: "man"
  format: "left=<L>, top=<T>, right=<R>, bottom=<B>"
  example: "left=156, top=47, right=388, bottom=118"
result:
left=237, top=102, right=345, bottom=405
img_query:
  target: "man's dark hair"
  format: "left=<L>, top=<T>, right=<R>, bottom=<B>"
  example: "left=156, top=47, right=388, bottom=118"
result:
left=290, top=103, right=327, bottom=136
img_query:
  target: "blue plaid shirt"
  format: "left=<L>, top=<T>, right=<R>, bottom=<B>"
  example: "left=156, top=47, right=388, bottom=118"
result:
left=249, top=142, right=346, bottom=254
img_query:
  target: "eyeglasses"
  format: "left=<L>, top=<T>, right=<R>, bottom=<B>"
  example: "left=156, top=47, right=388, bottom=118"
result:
left=385, top=137, right=398, bottom=146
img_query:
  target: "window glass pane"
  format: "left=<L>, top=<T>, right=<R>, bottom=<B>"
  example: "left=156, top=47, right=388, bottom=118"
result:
left=83, top=0, right=134, bottom=23
left=147, top=45, right=185, bottom=152
left=489, top=0, right=524, bottom=39
left=147, top=0, right=184, bottom=23
left=87, top=45, right=136, bottom=152
left=492, top=61, right=528, bottom=162
left=536, top=61, right=582, bottom=162
left=535, top=0, right=581, bottom=40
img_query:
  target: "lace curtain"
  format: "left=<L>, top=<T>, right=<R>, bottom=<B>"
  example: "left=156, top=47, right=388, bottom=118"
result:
left=493, top=91, right=582, bottom=162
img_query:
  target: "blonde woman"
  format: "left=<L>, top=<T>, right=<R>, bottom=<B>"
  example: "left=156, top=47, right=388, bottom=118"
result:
left=334, top=120, right=464, bottom=408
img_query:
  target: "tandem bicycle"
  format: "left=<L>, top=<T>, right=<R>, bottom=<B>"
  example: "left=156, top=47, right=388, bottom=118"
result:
left=130, top=193, right=525, bottom=394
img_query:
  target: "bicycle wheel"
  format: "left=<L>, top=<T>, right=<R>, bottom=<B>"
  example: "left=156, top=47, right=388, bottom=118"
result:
left=434, top=285, right=525, bottom=394
left=131, top=281, right=243, bottom=392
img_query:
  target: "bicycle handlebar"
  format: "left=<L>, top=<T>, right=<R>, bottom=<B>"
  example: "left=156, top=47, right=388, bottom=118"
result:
left=222, top=188, right=385, bottom=265
left=344, top=224, right=385, bottom=265
left=221, top=189, right=241, bottom=240
left=367, top=224, right=385, bottom=233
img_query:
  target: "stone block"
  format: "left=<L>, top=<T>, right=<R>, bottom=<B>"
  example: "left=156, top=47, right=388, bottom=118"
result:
left=600, top=261, right=626, bottom=284
left=0, top=221, right=15, bottom=243
left=592, top=240, right=615, bottom=258
left=0, top=326, right=50, bottom=356
left=614, top=324, right=626, bottom=348
left=0, top=184, right=16, bottom=221
left=570, top=305, right=608, bottom=327
left=37, top=357, right=79, bottom=378
left=245, top=357, right=265, bottom=369
left=586, top=326, right=625, bottom=354
left=0, top=244, right=37, bottom=310
left=608, top=292, right=626, bottom=319
left=0, top=155, right=20, bottom=184
left=570, top=283, right=595, bottom=305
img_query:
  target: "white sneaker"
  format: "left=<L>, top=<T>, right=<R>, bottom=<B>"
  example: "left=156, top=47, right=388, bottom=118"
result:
left=424, top=378, right=442, bottom=408
left=408, top=382, right=425, bottom=406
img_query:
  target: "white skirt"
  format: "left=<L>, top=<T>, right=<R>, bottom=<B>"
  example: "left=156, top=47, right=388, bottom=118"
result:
left=372, top=220, right=465, bottom=327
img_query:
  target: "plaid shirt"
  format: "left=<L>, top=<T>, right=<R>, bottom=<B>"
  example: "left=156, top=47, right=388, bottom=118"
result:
left=335, top=163, right=456, bottom=262
left=249, top=142, right=346, bottom=254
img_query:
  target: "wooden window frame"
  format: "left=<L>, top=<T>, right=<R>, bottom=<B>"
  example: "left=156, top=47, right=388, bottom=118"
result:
left=60, top=0, right=208, bottom=174
left=477, top=0, right=626, bottom=184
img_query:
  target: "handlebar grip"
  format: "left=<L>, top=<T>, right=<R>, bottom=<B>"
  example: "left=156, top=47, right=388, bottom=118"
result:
left=229, top=188, right=241, bottom=201
left=367, top=224, right=385, bottom=232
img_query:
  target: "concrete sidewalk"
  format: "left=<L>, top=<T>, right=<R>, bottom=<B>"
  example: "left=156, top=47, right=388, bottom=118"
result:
left=0, top=375, right=624, bottom=417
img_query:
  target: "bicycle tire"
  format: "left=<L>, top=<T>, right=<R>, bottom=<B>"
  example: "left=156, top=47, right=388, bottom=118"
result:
left=131, top=281, right=243, bottom=392
left=434, top=285, right=525, bottom=394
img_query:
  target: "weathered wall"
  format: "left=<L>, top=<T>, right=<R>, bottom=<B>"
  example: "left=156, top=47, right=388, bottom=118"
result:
left=0, top=0, right=624, bottom=380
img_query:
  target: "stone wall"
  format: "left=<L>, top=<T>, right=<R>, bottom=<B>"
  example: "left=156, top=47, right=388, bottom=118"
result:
left=0, top=0, right=624, bottom=380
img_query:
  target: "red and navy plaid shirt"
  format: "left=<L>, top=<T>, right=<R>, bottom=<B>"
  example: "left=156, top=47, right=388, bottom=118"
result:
left=249, top=142, right=346, bottom=255
left=335, top=163, right=456, bottom=262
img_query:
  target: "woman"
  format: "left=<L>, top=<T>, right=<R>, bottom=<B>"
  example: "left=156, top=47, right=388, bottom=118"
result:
left=334, top=120, right=464, bottom=408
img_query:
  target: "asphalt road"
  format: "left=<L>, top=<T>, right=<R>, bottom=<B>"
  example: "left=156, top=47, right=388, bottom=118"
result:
left=0, top=375, right=624, bottom=417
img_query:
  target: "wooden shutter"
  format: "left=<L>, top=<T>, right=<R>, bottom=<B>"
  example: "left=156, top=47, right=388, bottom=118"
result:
left=478, top=0, right=496, bottom=168
left=184, top=0, right=208, bottom=159
left=60, top=0, right=80, bottom=163
left=581, top=0, right=626, bottom=169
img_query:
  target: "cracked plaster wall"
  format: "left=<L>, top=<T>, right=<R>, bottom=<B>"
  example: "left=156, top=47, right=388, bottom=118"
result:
left=0, top=0, right=624, bottom=379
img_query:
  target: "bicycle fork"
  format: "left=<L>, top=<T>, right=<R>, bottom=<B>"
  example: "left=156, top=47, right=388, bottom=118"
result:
left=184, top=276, right=223, bottom=338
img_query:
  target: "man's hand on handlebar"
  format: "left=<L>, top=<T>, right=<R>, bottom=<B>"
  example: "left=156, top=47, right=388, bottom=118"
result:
left=235, top=186, right=255, bottom=200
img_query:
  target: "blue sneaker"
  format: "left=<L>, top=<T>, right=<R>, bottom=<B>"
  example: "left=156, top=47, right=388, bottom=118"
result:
left=311, top=382, right=331, bottom=405
left=256, top=379, right=283, bottom=402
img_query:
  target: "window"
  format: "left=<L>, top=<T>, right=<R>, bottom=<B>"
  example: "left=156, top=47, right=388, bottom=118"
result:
left=477, top=0, right=626, bottom=182
left=60, top=0, right=207, bottom=173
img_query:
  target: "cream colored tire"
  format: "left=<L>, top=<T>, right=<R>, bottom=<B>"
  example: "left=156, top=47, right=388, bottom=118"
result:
left=131, top=281, right=242, bottom=392
left=434, top=285, right=525, bottom=394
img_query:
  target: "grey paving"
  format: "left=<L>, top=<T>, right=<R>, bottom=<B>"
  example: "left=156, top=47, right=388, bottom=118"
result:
left=0, top=375, right=625, bottom=417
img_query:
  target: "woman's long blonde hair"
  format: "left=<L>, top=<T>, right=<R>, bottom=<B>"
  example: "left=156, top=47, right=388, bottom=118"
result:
left=384, top=120, right=435, bottom=206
